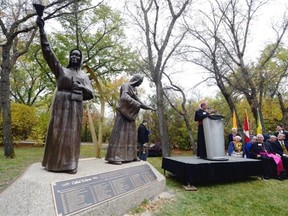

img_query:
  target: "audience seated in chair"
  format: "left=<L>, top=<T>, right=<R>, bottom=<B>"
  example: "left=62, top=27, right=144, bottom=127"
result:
left=243, top=136, right=257, bottom=158
left=272, top=133, right=288, bottom=174
left=249, top=134, right=285, bottom=180
left=227, top=135, right=243, bottom=157
left=227, top=128, right=240, bottom=149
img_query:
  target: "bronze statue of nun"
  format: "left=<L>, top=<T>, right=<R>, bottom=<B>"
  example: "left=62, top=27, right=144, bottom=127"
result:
left=36, top=17, right=94, bottom=174
left=105, top=74, right=155, bottom=164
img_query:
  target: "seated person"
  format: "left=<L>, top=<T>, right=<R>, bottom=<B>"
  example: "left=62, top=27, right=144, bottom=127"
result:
left=250, top=134, right=285, bottom=180
left=273, top=133, right=288, bottom=156
left=243, top=136, right=257, bottom=158
left=268, top=135, right=277, bottom=144
left=274, top=125, right=288, bottom=141
left=227, top=128, right=240, bottom=148
left=273, top=133, right=288, bottom=172
left=227, top=135, right=243, bottom=157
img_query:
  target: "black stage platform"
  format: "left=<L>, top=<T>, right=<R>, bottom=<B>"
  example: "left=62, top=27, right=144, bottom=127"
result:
left=162, top=156, right=262, bottom=185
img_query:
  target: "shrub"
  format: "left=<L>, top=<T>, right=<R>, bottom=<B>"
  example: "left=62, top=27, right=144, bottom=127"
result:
left=11, top=103, right=38, bottom=141
left=29, top=111, right=50, bottom=144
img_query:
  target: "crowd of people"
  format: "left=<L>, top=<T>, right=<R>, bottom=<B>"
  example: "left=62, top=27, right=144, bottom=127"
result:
left=227, top=125, right=288, bottom=180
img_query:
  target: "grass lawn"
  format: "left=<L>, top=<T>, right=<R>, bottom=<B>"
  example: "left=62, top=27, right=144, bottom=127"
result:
left=1, top=145, right=288, bottom=216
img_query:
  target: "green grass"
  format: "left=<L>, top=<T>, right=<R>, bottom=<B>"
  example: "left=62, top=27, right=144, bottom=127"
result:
left=141, top=152, right=288, bottom=216
left=0, top=146, right=44, bottom=192
left=1, top=146, right=288, bottom=216
left=152, top=178, right=288, bottom=216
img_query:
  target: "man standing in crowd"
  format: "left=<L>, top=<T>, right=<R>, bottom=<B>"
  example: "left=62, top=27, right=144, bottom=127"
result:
left=138, top=120, right=150, bottom=161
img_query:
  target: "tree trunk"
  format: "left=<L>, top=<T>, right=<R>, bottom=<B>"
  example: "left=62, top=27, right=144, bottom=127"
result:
left=1, top=44, right=15, bottom=158
left=155, top=82, right=170, bottom=157
left=97, top=95, right=105, bottom=158
left=87, top=104, right=99, bottom=158
left=183, top=114, right=195, bottom=152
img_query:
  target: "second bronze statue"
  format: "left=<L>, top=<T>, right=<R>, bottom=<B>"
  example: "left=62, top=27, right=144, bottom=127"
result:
left=105, top=74, right=155, bottom=165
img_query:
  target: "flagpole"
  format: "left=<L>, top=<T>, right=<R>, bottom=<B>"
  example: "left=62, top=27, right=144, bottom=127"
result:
left=256, top=108, right=263, bottom=135
left=232, top=110, right=237, bottom=129
left=244, top=109, right=250, bottom=143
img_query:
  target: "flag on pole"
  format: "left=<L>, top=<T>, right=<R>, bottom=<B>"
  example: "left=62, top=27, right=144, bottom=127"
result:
left=256, top=109, right=262, bottom=134
left=232, top=110, right=237, bottom=129
left=243, top=110, right=250, bottom=143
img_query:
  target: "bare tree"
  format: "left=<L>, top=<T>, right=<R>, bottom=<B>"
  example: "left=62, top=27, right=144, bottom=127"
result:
left=126, top=0, right=192, bottom=157
left=185, top=0, right=288, bottom=133
left=216, top=0, right=288, bottom=132
left=184, top=0, right=244, bottom=133
left=163, top=72, right=196, bottom=152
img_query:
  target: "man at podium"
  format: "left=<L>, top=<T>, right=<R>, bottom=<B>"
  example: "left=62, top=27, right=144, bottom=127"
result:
left=194, top=102, right=217, bottom=158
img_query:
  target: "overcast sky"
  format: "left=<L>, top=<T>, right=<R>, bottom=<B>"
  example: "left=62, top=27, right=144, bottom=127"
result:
left=107, top=0, right=288, bottom=100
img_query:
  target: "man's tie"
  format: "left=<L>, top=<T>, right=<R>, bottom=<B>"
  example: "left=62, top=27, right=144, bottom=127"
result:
left=281, top=141, right=288, bottom=155
left=281, top=141, right=285, bottom=149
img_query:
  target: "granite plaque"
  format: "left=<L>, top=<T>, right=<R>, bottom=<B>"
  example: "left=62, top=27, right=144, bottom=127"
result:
left=51, top=164, right=157, bottom=216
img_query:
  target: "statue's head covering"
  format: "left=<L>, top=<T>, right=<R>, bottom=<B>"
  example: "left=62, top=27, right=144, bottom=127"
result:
left=129, top=74, right=144, bottom=86
left=67, top=48, right=83, bottom=69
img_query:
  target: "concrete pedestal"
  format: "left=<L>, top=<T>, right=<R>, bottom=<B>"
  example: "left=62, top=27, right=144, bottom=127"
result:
left=0, top=158, right=166, bottom=216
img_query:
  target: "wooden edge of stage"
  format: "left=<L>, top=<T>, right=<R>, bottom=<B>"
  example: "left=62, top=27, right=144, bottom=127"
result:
left=183, top=184, right=198, bottom=191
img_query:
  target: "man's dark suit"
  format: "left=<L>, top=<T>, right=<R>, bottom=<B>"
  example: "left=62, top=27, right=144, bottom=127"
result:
left=273, top=140, right=288, bottom=171
left=273, top=140, right=288, bottom=155
left=249, top=142, right=277, bottom=179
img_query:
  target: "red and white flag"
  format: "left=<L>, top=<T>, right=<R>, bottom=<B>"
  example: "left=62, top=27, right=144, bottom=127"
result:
left=243, top=110, right=250, bottom=143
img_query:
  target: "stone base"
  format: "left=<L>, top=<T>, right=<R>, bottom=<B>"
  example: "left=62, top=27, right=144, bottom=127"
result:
left=0, top=158, right=166, bottom=216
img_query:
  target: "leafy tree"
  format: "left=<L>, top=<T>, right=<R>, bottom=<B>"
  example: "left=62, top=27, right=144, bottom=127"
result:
left=50, top=2, right=140, bottom=79
left=166, top=106, right=191, bottom=149
left=258, top=45, right=288, bottom=127
left=10, top=44, right=54, bottom=106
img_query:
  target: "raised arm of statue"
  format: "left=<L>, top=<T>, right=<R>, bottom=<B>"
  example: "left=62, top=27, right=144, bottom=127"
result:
left=36, top=17, right=62, bottom=78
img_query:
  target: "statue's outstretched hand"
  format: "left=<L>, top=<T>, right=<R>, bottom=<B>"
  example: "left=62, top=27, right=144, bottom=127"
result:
left=146, top=106, right=156, bottom=111
left=36, top=16, right=45, bottom=29
left=141, top=104, right=156, bottom=111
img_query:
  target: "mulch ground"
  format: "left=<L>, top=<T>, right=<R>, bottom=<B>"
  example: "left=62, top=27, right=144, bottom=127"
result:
left=171, top=148, right=193, bottom=155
